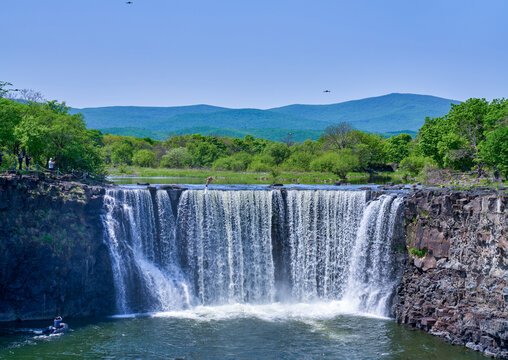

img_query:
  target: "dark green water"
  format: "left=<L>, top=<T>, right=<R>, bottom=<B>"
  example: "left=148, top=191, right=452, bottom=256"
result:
left=0, top=306, right=484, bottom=359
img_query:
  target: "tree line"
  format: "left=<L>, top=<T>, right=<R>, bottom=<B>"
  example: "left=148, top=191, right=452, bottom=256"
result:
left=1, top=81, right=506, bottom=181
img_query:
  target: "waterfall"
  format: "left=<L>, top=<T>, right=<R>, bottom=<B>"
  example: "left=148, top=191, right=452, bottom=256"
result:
left=177, top=190, right=275, bottom=305
left=342, top=195, right=404, bottom=316
left=102, top=189, right=190, bottom=313
left=102, top=188, right=405, bottom=317
left=285, top=190, right=366, bottom=301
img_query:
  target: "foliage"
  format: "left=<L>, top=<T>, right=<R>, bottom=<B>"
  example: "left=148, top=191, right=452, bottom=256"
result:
left=2, top=81, right=503, bottom=183
left=160, top=148, right=192, bottom=168
left=384, top=133, right=412, bottom=163
left=310, top=150, right=359, bottom=179
left=399, top=155, right=430, bottom=176
left=416, top=98, right=507, bottom=175
left=409, top=247, right=428, bottom=258
left=321, top=122, right=355, bottom=151
left=263, top=142, right=290, bottom=166
left=132, top=149, right=156, bottom=167
left=479, top=126, right=508, bottom=178
left=0, top=96, right=105, bottom=173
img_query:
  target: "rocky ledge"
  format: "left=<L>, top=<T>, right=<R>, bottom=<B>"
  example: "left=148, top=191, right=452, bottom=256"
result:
left=0, top=174, right=115, bottom=322
left=395, top=189, right=507, bottom=358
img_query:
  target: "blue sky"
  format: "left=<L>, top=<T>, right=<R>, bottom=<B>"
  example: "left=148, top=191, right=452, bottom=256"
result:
left=1, top=0, right=507, bottom=108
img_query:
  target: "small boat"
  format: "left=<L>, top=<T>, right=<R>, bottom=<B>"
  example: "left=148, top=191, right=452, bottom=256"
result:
left=42, top=323, right=69, bottom=335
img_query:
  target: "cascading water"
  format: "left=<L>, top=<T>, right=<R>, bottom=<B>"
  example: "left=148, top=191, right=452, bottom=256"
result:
left=102, top=189, right=190, bottom=313
left=285, top=190, right=366, bottom=301
left=177, top=190, right=275, bottom=305
left=102, top=188, right=405, bottom=317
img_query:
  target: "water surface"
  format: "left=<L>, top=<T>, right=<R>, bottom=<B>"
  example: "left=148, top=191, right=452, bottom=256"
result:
left=0, top=305, right=485, bottom=359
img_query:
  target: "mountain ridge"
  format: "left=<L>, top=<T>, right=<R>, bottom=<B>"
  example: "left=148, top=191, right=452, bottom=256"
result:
left=71, top=93, right=459, bottom=140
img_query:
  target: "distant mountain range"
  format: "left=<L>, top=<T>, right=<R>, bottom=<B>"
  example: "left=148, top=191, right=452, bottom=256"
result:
left=70, top=93, right=459, bottom=141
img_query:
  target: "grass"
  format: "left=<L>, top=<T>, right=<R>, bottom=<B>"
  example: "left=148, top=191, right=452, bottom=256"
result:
left=409, top=247, right=428, bottom=258
left=107, top=166, right=401, bottom=185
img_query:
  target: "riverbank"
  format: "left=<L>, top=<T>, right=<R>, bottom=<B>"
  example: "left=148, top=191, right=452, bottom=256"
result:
left=107, top=166, right=403, bottom=185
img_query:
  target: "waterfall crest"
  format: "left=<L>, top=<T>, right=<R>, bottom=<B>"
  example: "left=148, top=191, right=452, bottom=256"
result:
left=102, top=188, right=404, bottom=317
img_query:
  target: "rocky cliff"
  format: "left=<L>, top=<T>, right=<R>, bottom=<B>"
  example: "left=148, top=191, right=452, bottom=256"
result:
left=0, top=174, right=115, bottom=322
left=396, top=189, right=507, bottom=358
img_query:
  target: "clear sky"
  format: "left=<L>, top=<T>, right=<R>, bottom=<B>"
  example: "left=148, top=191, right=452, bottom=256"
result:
left=1, top=0, right=507, bottom=108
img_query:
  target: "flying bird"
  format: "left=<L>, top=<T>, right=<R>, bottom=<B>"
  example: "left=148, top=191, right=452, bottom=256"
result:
left=323, top=90, right=331, bottom=93
left=126, top=1, right=133, bottom=4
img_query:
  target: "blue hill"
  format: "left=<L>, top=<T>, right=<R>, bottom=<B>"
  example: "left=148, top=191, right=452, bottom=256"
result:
left=71, top=93, right=459, bottom=139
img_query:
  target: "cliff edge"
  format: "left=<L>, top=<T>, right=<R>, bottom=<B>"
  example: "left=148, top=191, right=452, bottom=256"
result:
left=0, top=174, right=115, bottom=321
left=396, top=189, right=507, bottom=358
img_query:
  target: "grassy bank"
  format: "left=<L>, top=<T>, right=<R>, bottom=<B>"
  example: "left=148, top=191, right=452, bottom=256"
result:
left=107, top=166, right=403, bottom=185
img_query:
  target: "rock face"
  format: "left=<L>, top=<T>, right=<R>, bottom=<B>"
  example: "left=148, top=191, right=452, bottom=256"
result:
left=396, top=189, right=507, bottom=358
left=0, top=175, right=115, bottom=322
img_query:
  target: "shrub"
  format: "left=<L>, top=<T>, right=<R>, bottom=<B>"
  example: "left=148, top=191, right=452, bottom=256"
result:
left=399, top=155, right=431, bottom=176
left=132, top=149, right=155, bottom=167
left=160, top=148, right=192, bottom=168
left=247, top=154, right=274, bottom=172
left=310, top=150, right=359, bottom=179
left=409, top=247, right=428, bottom=258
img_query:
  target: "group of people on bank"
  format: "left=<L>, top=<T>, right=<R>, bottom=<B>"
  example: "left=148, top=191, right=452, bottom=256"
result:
left=0, top=152, right=56, bottom=172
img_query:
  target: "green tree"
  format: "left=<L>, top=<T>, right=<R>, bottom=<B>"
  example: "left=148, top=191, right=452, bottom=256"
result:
left=320, top=122, right=355, bottom=151
left=399, top=155, right=430, bottom=176
left=0, top=98, right=26, bottom=153
left=384, top=133, right=412, bottom=164
left=416, top=98, right=506, bottom=174
left=264, top=142, right=290, bottom=166
left=282, top=151, right=314, bottom=171
left=310, top=150, right=359, bottom=180
left=160, top=147, right=193, bottom=168
left=188, top=141, right=224, bottom=167
left=14, top=114, right=49, bottom=164
left=479, top=126, right=508, bottom=178
left=133, top=149, right=156, bottom=167
left=111, top=141, right=133, bottom=165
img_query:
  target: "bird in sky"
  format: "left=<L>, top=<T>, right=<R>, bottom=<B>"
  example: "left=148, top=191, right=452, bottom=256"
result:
left=323, top=90, right=331, bottom=93
left=126, top=1, right=133, bottom=4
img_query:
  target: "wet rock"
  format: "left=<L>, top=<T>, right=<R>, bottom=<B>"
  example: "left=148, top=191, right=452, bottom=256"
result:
left=396, top=189, right=507, bottom=358
left=0, top=175, right=115, bottom=322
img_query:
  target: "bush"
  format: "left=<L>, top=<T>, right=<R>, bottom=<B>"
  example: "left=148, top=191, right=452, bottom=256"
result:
left=160, top=148, right=192, bottom=168
left=310, top=150, right=359, bottom=179
left=247, top=154, right=274, bottom=172
left=264, top=143, right=290, bottom=165
left=281, top=151, right=314, bottom=171
left=399, top=155, right=431, bottom=176
left=409, top=247, right=428, bottom=258
left=132, top=149, right=155, bottom=167
left=212, top=152, right=252, bottom=171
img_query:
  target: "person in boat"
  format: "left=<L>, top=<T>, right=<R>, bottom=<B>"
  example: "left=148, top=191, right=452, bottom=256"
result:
left=205, top=176, right=214, bottom=188
left=53, top=316, right=63, bottom=330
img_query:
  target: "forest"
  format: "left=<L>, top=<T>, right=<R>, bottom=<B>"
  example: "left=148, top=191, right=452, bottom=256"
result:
left=1, top=82, right=506, bottom=183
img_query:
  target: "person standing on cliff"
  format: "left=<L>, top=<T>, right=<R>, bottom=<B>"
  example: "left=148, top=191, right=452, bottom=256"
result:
left=25, top=154, right=31, bottom=170
left=18, top=153, right=24, bottom=170
left=48, top=158, right=56, bottom=172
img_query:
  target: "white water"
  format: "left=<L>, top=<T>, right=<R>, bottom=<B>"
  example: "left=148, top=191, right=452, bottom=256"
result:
left=102, top=188, right=404, bottom=318
left=177, top=190, right=276, bottom=305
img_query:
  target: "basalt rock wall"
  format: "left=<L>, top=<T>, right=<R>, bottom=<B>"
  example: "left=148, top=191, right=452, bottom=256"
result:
left=396, top=189, right=507, bottom=358
left=0, top=175, right=115, bottom=322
